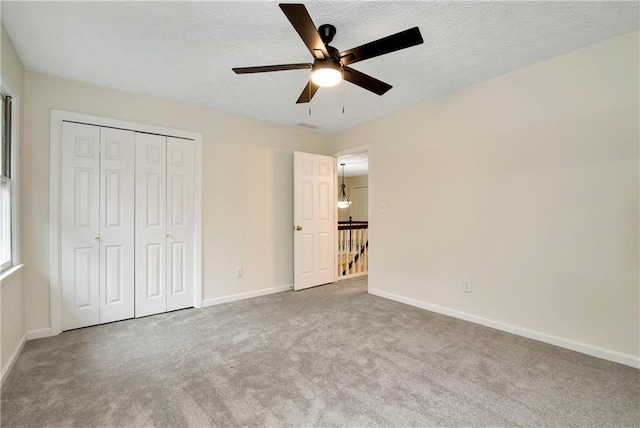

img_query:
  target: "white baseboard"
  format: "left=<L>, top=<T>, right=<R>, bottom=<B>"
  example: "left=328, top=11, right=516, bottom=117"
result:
left=369, top=288, right=640, bottom=369
left=1, top=333, right=26, bottom=387
left=26, top=328, right=52, bottom=340
left=202, top=284, right=293, bottom=307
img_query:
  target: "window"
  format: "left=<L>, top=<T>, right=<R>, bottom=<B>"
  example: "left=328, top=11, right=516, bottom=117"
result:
left=0, top=93, right=13, bottom=272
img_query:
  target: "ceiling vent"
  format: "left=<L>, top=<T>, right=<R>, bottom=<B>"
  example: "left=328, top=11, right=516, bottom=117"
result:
left=297, top=122, right=319, bottom=130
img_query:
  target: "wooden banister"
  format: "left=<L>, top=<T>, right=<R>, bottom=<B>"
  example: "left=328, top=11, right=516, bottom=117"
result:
left=337, top=218, right=368, bottom=280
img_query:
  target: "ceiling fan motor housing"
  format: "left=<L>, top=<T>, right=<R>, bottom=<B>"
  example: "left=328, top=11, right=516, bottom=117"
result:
left=312, top=58, right=341, bottom=72
left=312, top=44, right=342, bottom=83
left=318, top=24, right=336, bottom=44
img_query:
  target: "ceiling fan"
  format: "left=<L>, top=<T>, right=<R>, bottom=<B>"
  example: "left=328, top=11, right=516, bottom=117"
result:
left=232, top=3, right=424, bottom=104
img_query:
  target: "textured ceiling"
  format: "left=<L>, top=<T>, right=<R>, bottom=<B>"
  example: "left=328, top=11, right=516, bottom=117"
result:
left=337, top=152, right=368, bottom=177
left=2, top=1, right=638, bottom=134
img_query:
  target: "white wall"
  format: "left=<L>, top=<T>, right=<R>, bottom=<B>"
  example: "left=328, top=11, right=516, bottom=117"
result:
left=1, top=269, right=25, bottom=382
left=22, top=71, right=329, bottom=333
left=8, top=24, right=640, bottom=367
left=330, top=31, right=639, bottom=362
left=338, top=175, right=368, bottom=222
left=1, top=25, right=26, bottom=381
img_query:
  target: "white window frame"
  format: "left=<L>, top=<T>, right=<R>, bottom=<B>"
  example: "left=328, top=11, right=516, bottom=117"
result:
left=0, top=79, right=21, bottom=275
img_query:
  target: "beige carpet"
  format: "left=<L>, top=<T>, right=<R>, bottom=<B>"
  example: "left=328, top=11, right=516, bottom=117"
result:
left=2, top=276, right=638, bottom=427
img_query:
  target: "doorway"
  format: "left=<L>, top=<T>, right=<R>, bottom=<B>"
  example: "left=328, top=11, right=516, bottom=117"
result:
left=335, top=149, right=369, bottom=283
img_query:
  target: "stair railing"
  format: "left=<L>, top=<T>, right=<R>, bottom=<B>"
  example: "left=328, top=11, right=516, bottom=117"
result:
left=337, top=219, right=368, bottom=279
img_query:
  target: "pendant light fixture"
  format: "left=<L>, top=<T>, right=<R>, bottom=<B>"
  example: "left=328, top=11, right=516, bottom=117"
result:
left=337, top=163, right=351, bottom=209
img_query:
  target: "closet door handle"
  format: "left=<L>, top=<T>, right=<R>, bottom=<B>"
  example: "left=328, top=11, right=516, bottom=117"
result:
left=94, top=236, right=101, bottom=241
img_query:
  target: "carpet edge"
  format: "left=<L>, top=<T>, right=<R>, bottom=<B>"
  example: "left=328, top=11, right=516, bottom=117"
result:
left=202, top=284, right=293, bottom=307
left=368, top=287, right=640, bottom=369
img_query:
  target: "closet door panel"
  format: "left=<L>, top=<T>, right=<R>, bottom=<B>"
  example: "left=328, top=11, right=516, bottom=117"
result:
left=61, top=122, right=101, bottom=330
left=99, top=128, right=135, bottom=324
left=166, top=137, right=195, bottom=311
left=135, top=133, right=168, bottom=317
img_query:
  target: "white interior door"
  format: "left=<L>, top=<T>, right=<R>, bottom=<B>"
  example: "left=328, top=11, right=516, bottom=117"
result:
left=99, top=128, right=135, bottom=324
left=166, top=137, right=195, bottom=311
left=61, top=122, right=101, bottom=330
left=351, top=186, right=369, bottom=221
left=293, top=151, right=335, bottom=291
left=135, top=133, right=167, bottom=317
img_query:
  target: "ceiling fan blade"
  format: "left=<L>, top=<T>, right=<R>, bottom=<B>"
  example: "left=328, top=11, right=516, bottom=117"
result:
left=233, top=63, right=311, bottom=74
left=279, top=3, right=329, bottom=60
left=339, top=27, right=424, bottom=66
left=296, top=80, right=320, bottom=104
left=343, top=66, right=392, bottom=96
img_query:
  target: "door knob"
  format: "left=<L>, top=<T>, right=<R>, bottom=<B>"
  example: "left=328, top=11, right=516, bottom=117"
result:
left=94, top=236, right=100, bottom=241
left=295, top=225, right=302, bottom=231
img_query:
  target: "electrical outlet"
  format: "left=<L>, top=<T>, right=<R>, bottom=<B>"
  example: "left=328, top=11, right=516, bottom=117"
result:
left=463, top=279, right=472, bottom=293
left=235, top=267, right=243, bottom=278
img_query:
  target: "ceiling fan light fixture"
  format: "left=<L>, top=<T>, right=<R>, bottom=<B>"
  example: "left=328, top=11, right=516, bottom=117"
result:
left=311, top=61, right=342, bottom=87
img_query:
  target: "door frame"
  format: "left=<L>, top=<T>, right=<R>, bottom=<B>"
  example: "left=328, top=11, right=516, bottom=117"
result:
left=49, top=110, right=203, bottom=336
left=334, top=145, right=371, bottom=287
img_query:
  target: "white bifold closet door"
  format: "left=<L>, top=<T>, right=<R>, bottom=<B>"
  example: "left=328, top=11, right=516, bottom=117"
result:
left=135, top=133, right=194, bottom=317
left=61, top=122, right=135, bottom=330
